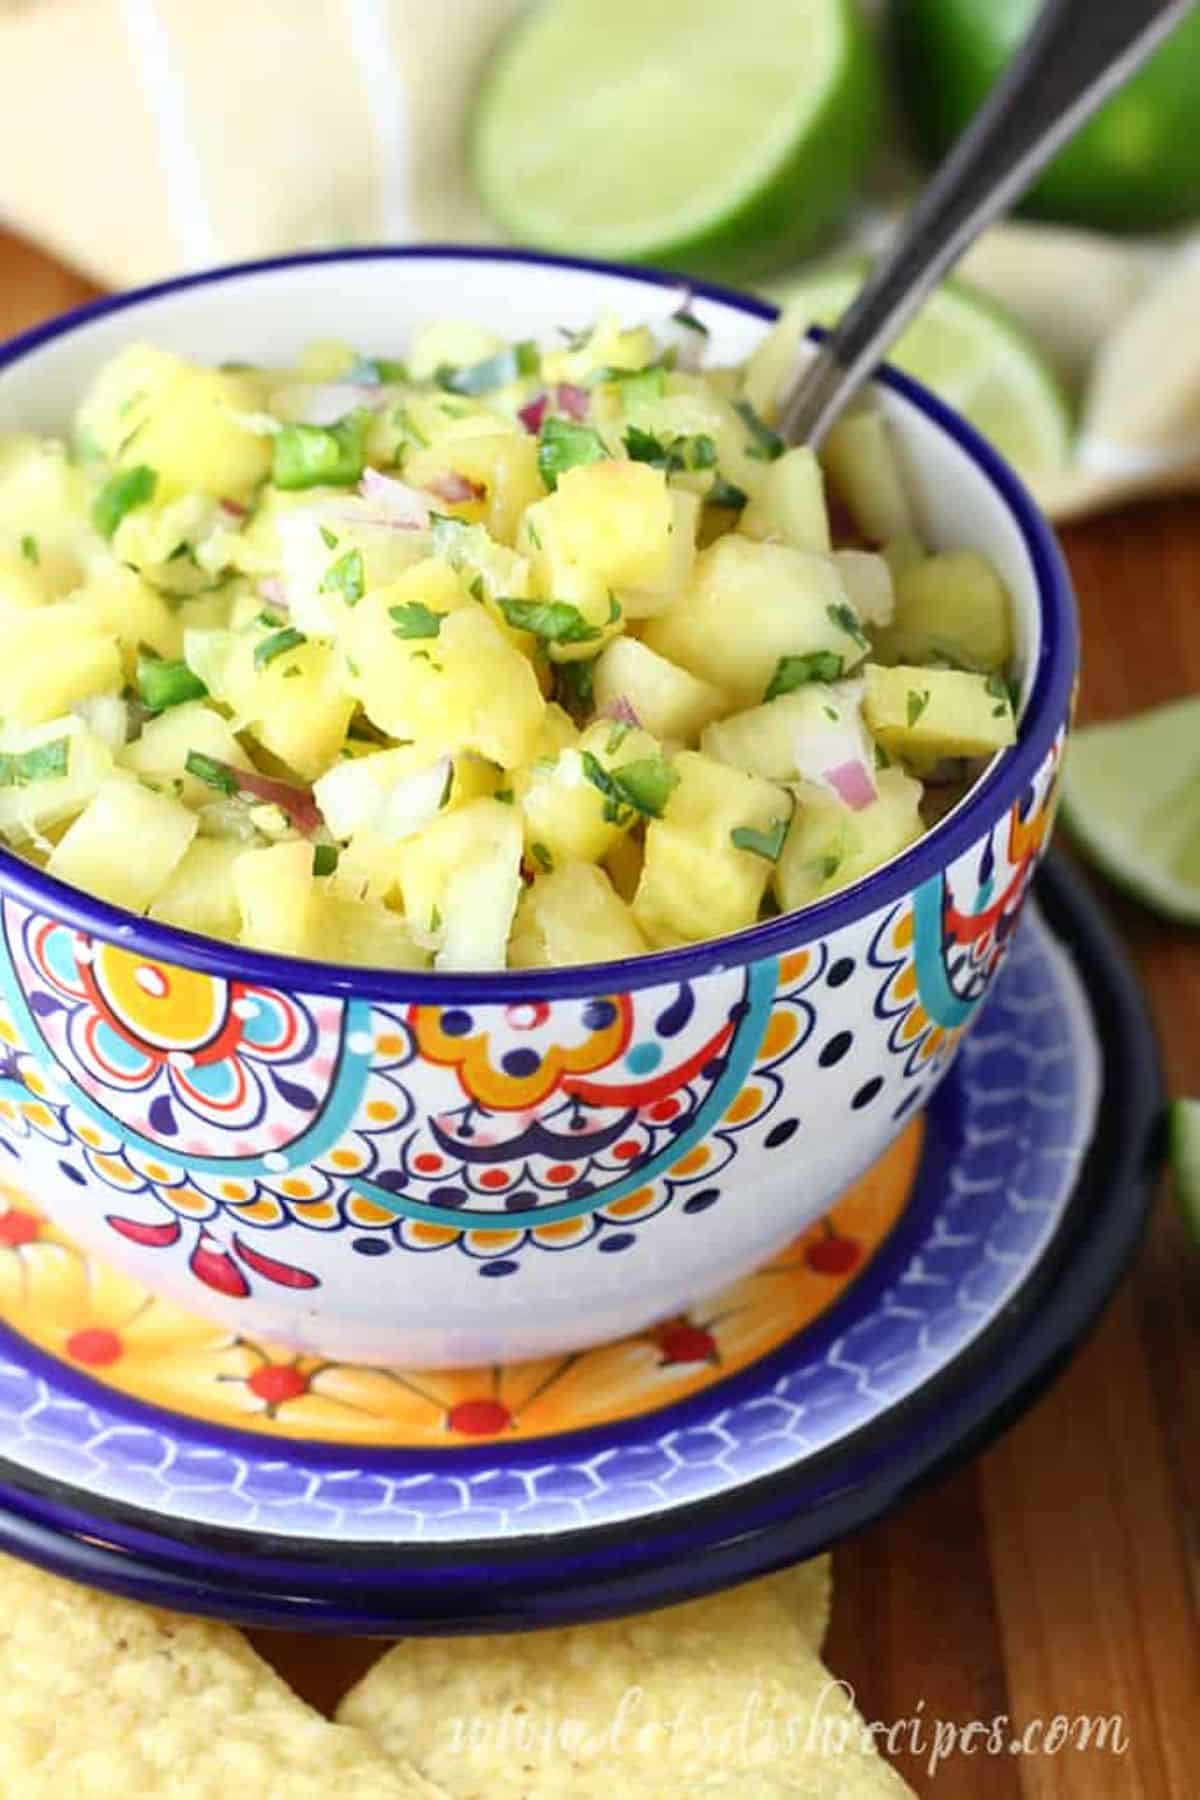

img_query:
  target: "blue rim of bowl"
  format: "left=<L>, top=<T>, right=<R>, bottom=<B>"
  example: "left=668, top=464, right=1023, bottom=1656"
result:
left=0, top=245, right=1079, bottom=1003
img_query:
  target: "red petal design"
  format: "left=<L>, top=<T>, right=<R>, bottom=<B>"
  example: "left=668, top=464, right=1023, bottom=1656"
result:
left=190, top=1232, right=250, bottom=1296
left=232, top=1233, right=320, bottom=1290
left=106, top=1214, right=182, bottom=1248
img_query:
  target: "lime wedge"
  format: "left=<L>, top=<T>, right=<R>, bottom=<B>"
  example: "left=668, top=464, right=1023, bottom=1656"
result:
left=472, top=0, right=880, bottom=277
left=1060, top=697, right=1200, bottom=925
left=1170, top=1101, right=1200, bottom=1245
left=760, top=261, right=1072, bottom=478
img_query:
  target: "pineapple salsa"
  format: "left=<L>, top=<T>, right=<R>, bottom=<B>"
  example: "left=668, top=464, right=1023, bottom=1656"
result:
left=0, top=300, right=1018, bottom=971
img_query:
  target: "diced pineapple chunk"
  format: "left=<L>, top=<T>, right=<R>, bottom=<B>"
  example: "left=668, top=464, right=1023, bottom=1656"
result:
left=233, top=636, right=355, bottom=781
left=510, top=863, right=648, bottom=967
left=406, top=432, right=543, bottom=545
left=310, top=893, right=430, bottom=969
left=540, top=311, right=657, bottom=387
left=407, top=322, right=503, bottom=381
left=0, top=607, right=121, bottom=725
left=739, top=303, right=808, bottom=421
left=148, top=837, right=244, bottom=938
left=120, top=701, right=253, bottom=808
left=515, top=722, right=665, bottom=868
left=0, top=439, right=90, bottom=600
left=80, top=347, right=272, bottom=501
left=48, top=773, right=197, bottom=911
left=633, top=752, right=791, bottom=946
left=834, top=550, right=895, bottom=627
left=273, top=499, right=428, bottom=636
left=863, top=664, right=1017, bottom=759
left=233, top=841, right=315, bottom=955
left=548, top=460, right=674, bottom=590
left=75, top=567, right=183, bottom=666
left=821, top=408, right=916, bottom=543
left=0, top=719, right=114, bottom=843
left=329, top=830, right=405, bottom=907
left=872, top=551, right=1013, bottom=672
left=517, top=496, right=620, bottom=642
left=347, top=585, right=544, bottom=767
left=394, top=797, right=523, bottom=971
left=642, top=536, right=867, bottom=708
left=702, top=688, right=837, bottom=782
left=774, top=768, right=925, bottom=911
left=592, top=637, right=725, bottom=746
left=314, top=746, right=456, bottom=841
left=619, top=488, right=701, bottom=619
left=740, top=448, right=831, bottom=554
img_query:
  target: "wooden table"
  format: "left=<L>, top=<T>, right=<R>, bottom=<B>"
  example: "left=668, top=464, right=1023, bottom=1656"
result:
left=1, top=232, right=1197, bottom=1799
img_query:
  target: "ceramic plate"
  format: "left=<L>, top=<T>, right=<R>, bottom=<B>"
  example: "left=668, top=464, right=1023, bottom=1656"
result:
left=0, top=858, right=1161, bottom=1632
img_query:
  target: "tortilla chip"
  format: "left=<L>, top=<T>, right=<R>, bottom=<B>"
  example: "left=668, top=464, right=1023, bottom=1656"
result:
left=775, top=1556, right=833, bottom=1651
left=0, top=1554, right=444, bottom=1798
left=339, top=1568, right=911, bottom=1798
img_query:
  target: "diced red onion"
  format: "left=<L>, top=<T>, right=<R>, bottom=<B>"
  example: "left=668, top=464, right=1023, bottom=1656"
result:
left=519, top=393, right=549, bottom=434
left=207, top=759, right=322, bottom=836
left=219, top=498, right=249, bottom=522
left=359, top=469, right=431, bottom=529
left=824, top=759, right=876, bottom=811
left=257, top=576, right=288, bottom=610
left=425, top=470, right=486, bottom=505
left=599, top=694, right=640, bottom=728
left=555, top=383, right=589, bottom=420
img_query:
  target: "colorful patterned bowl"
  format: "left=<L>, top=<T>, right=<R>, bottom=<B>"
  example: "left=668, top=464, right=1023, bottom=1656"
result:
left=0, top=250, right=1076, bottom=1367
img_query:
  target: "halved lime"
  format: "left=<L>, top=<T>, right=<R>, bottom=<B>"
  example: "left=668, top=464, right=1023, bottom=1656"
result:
left=471, top=0, right=881, bottom=278
left=1170, top=1101, right=1200, bottom=1245
left=892, top=0, right=1200, bottom=232
left=760, top=260, right=1072, bottom=478
left=1060, top=697, right=1200, bottom=925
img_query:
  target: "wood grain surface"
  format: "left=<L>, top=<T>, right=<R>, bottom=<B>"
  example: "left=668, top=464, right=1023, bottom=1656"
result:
left=1, top=229, right=1196, bottom=1799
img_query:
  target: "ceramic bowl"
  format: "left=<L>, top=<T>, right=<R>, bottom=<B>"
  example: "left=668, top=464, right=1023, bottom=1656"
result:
left=0, top=249, right=1076, bottom=1366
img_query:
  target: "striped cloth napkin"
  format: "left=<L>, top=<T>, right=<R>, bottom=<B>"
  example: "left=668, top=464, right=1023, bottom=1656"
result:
left=2, top=0, right=1199, bottom=520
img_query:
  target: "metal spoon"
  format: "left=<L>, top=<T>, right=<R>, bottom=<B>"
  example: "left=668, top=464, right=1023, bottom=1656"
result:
left=777, top=0, right=1198, bottom=447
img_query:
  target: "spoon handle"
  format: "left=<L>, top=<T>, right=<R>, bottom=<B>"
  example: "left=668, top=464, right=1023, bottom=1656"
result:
left=776, top=0, right=1197, bottom=446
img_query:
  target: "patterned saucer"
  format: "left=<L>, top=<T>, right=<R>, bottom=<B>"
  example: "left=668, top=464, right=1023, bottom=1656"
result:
left=0, top=858, right=1162, bottom=1633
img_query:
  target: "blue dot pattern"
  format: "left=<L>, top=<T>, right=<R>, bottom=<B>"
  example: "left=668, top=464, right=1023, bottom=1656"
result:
left=0, top=907, right=1099, bottom=1547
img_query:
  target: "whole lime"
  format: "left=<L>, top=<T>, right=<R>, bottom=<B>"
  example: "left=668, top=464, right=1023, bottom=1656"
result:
left=892, top=0, right=1200, bottom=231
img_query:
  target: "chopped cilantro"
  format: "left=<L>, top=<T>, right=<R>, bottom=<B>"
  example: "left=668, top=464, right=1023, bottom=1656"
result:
left=875, top=742, right=891, bottom=770
left=733, top=399, right=784, bottom=462
left=497, top=596, right=602, bottom=646
left=605, top=722, right=631, bottom=755
left=254, top=627, right=307, bottom=671
left=436, top=341, right=540, bottom=396
left=439, top=763, right=455, bottom=809
left=826, top=601, right=868, bottom=649
left=494, top=787, right=515, bottom=804
left=282, top=665, right=302, bottom=679
left=553, top=657, right=595, bottom=720
left=92, top=464, right=158, bottom=539
left=136, top=653, right=207, bottom=712
left=707, top=477, right=748, bottom=511
left=312, top=844, right=339, bottom=877
left=671, top=300, right=709, bottom=337
left=530, top=842, right=554, bottom=873
left=348, top=355, right=407, bottom=384
left=581, top=751, right=678, bottom=824
left=688, top=434, right=718, bottom=470
left=273, top=413, right=368, bottom=490
left=257, top=607, right=286, bottom=629
left=19, top=535, right=38, bottom=567
left=320, top=548, right=365, bottom=606
left=730, top=818, right=790, bottom=862
left=823, top=704, right=839, bottom=722
left=906, top=688, right=931, bottom=728
left=538, top=417, right=608, bottom=491
left=622, top=424, right=714, bottom=474
left=526, top=518, right=543, bottom=551
left=764, top=651, right=845, bottom=702
left=389, top=602, right=444, bottom=640
left=820, top=853, right=841, bottom=880
left=185, top=751, right=238, bottom=796
left=319, top=525, right=339, bottom=550
left=986, top=672, right=1013, bottom=718
left=468, top=574, right=485, bottom=603
left=430, top=904, right=443, bottom=933
left=0, top=737, right=69, bottom=787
